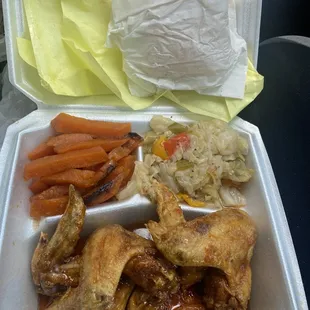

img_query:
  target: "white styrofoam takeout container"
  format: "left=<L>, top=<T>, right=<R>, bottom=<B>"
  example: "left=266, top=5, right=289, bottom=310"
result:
left=0, top=108, right=308, bottom=309
left=2, top=0, right=262, bottom=107
left=0, top=0, right=308, bottom=308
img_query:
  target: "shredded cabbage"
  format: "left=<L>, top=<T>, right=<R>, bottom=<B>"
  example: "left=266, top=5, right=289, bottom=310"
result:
left=116, top=180, right=138, bottom=201
left=143, top=131, right=158, bottom=145
left=119, top=116, right=253, bottom=208
left=150, top=116, right=174, bottom=134
left=219, top=186, right=246, bottom=207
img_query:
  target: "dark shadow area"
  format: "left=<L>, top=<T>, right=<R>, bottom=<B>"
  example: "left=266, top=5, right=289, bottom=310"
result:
left=240, top=40, right=310, bottom=299
left=260, top=0, right=310, bottom=41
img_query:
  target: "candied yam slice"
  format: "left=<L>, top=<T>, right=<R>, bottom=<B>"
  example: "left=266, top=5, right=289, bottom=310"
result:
left=29, top=179, right=49, bottom=194
left=24, top=147, right=108, bottom=180
left=54, top=138, right=128, bottom=154
left=31, top=185, right=69, bottom=201
left=30, top=196, right=69, bottom=219
left=28, top=141, right=55, bottom=160
left=47, top=133, right=93, bottom=148
left=41, top=169, right=96, bottom=188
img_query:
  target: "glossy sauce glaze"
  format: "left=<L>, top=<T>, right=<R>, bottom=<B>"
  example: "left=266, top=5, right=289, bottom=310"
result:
left=37, top=229, right=205, bottom=310
left=130, top=287, right=206, bottom=310
left=166, top=289, right=205, bottom=310
left=37, top=237, right=87, bottom=310
left=38, top=295, right=53, bottom=310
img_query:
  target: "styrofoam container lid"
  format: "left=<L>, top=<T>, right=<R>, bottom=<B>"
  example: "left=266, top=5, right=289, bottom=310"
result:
left=2, top=0, right=262, bottom=108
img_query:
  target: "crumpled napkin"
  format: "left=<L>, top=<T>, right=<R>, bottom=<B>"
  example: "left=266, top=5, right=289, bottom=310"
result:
left=17, top=0, right=264, bottom=121
left=106, top=0, right=248, bottom=99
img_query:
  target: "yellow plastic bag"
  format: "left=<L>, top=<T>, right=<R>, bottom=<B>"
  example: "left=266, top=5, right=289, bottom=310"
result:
left=22, top=0, right=112, bottom=96
left=17, top=0, right=264, bottom=121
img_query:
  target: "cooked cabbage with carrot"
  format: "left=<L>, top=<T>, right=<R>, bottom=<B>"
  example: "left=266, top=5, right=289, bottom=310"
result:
left=118, top=116, right=253, bottom=208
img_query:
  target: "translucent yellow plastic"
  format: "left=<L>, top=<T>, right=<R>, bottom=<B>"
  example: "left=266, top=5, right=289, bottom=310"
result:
left=17, top=0, right=264, bottom=121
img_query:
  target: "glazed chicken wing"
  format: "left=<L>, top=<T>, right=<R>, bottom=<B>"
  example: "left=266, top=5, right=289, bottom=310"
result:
left=203, top=267, right=252, bottom=310
left=127, top=287, right=206, bottom=310
left=46, top=278, right=134, bottom=310
left=147, top=183, right=257, bottom=309
left=48, top=225, right=179, bottom=309
left=124, top=253, right=179, bottom=298
left=39, top=256, right=81, bottom=296
left=111, top=278, right=135, bottom=310
left=32, top=181, right=257, bottom=310
left=31, top=185, right=86, bottom=294
left=42, top=250, right=179, bottom=301
left=180, top=266, right=206, bottom=288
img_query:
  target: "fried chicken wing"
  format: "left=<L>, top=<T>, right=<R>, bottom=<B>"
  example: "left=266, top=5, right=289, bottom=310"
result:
left=32, top=185, right=85, bottom=289
left=154, top=182, right=185, bottom=228
left=32, top=181, right=257, bottom=310
left=41, top=251, right=179, bottom=300
left=32, top=232, right=49, bottom=286
left=147, top=183, right=257, bottom=309
left=180, top=266, right=206, bottom=288
left=127, top=287, right=206, bottom=310
left=48, top=225, right=179, bottom=309
left=203, top=267, right=252, bottom=310
left=112, top=278, right=135, bottom=310
left=46, top=278, right=134, bottom=310
left=124, top=253, right=179, bottom=297
left=39, top=256, right=81, bottom=296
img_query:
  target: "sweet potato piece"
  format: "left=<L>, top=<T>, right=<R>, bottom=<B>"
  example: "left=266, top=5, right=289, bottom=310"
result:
left=30, top=196, right=69, bottom=219
left=29, top=179, right=49, bottom=194
left=74, top=187, right=89, bottom=196
left=54, top=138, right=129, bottom=154
left=83, top=174, right=124, bottom=206
left=82, top=165, right=123, bottom=196
left=28, top=141, right=55, bottom=160
left=118, top=155, right=135, bottom=187
left=41, top=169, right=96, bottom=188
left=31, top=185, right=70, bottom=201
left=72, top=162, right=116, bottom=198
left=51, top=113, right=131, bottom=137
left=84, top=163, right=102, bottom=171
left=92, top=160, right=116, bottom=184
left=47, top=133, right=93, bottom=148
left=108, top=133, right=143, bottom=162
left=24, top=147, right=108, bottom=180
left=107, top=146, right=129, bottom=162
left=83, top=166, right=125, bottom=205
left=103, top=165, right=125, bottom=183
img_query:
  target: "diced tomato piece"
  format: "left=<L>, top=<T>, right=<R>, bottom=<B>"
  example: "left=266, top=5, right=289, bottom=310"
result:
left=163, top=133, right=190, bottom=157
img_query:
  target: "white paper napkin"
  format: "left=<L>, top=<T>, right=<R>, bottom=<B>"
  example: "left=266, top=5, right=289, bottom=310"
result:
left=107, top=0, right=248, bottom=99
